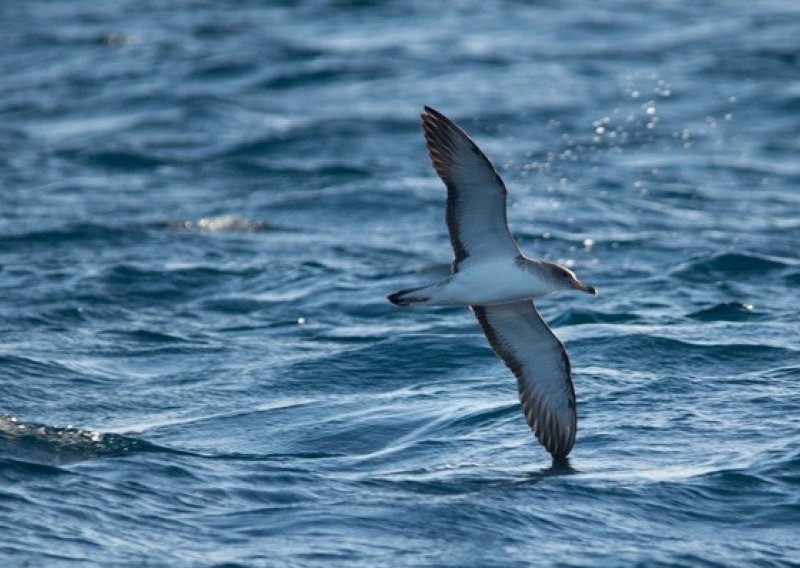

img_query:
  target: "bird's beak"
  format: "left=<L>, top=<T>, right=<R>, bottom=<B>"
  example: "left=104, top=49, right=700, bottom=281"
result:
left=572, top=279, right=598, bottom=296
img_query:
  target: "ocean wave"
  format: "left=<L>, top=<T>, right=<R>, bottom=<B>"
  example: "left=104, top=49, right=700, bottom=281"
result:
left=3, top=0, right=800, bottom=564
left=578, top=333, right=796, bottom=375
left=687, top=301, right=761, bottom=321
left=0, top=414, right=161, bottom=466
left=671, top=251, right=797, bottom=281
left=551, top=308, right=641, bottom=326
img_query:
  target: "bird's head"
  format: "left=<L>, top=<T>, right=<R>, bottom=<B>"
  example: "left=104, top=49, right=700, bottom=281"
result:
left=546, top=263, right=597, bottom=296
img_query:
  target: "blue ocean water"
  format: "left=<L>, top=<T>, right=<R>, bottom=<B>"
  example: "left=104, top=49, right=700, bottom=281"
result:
left=2, top=0, right=800, bottom=564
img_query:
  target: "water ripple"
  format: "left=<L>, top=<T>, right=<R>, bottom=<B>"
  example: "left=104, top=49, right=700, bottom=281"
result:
left=1, top=0, right=799, bottom=565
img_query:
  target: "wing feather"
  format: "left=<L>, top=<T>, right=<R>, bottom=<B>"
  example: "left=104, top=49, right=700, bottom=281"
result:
left=472, top=301, right=577, bottom=459
left=421, top=107, right=520, bottom=271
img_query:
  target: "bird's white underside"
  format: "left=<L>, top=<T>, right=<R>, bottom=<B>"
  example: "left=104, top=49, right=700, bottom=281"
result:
left=392, top=107, right=580, bottom=458
left=418, top=256, right=554, bottom=306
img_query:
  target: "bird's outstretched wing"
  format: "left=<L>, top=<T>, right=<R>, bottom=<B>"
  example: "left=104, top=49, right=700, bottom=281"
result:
left=472, top=301, right=577, bottom=459
left=422, top=107, right=520, bottom=271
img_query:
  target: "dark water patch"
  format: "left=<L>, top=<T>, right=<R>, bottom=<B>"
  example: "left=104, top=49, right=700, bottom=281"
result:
left=654, top=182, right=709, bottom=203
left=205, top=450, right=346, bottom=463
left=296, top=411, right=435, bottom=458
left=5, top=302, right=139, bottom=334
left=672, top=251, right=795, bottom=282
left=90, top=328, right=224, bottom=359
left=760, top=448, right=800, bottom=486
left=201, top=297, right=264, bottom=315
left=65, top=149, right=169, bottom=171
left=188, top=60, right=258, bottom=81
left=273, top=42, right=326, bottom=63
left=99, top=263, right=262, bottom=303
left=31, top=305, right=91, bottom=326
left=692, top=468, right=775, bottom=497
left=0, top=457, right=67, bottom=477
left=0, top=222, right=145, bottom=250
left=224, top=159, right=373, bottom=181
left=359, top=463, right=575, bottom=498
left=213, top=116, right=411, bottom=161
left=98, top=328, right=194, bottom=345
left=763, top=366, right=800, bottom=381
left=279, top=334, right=488, bottom=395
left=687, top=302, right=761, bottom=322
left=706, top=48, right=800, bottom=80
left=708, top=155, right=800, bottom=181
left=551, top=308, right=641, bottom=326
left=259, top=63, right=393, bottom=90
left=0, top=355, right=95, bottom=386
left=579, top=334, right=796, bottom=376
left=100, top=264, right=193, bottom=303
left=667, top=468, right=799, bottom=527
left=430, top=402, right=520, bottom=437
left=215, top=134, right=286, bottom=159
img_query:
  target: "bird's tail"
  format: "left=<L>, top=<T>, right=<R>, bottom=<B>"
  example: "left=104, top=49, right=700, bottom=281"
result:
left=387, top=284, right=433, bottom=306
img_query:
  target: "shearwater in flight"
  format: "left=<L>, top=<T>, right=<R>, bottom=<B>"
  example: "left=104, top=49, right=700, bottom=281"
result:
left=388, top=107, right=597, bottom=459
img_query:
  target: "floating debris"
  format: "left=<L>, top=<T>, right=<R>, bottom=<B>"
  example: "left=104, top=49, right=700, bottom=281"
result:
left=170, top=215, right=270, bottom=233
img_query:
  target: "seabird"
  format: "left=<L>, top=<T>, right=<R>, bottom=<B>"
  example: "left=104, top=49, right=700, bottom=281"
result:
left=388, top=107, right=597, bottom=459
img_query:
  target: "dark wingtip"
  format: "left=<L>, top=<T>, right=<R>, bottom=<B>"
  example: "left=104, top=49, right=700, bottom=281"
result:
left=387, top=291, right=407, bottom=306
left=386, top=288, right=418, bottom=306
left=549, top=447, right=573, bottom=460
left=424, top=105, right=443, bottom=115
left=388, top=287, right=430, bottom=306
left=422, top=106, right=450, bottom=124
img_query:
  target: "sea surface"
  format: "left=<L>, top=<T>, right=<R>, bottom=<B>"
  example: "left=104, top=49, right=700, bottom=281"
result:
left=2, top=1, right=800, bottom=565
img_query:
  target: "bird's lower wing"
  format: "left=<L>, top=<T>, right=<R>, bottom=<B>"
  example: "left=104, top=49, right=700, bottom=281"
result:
left=472, top=301, right=577, bottom=459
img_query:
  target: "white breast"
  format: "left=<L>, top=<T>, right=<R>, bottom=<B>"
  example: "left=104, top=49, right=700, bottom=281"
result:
left=428, top=258, right=551, bottom=306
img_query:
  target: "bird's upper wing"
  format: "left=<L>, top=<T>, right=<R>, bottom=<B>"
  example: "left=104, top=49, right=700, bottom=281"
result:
left=422, top=106, right=520, bottom=271
left=472, top=301, right=577, bottom=459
